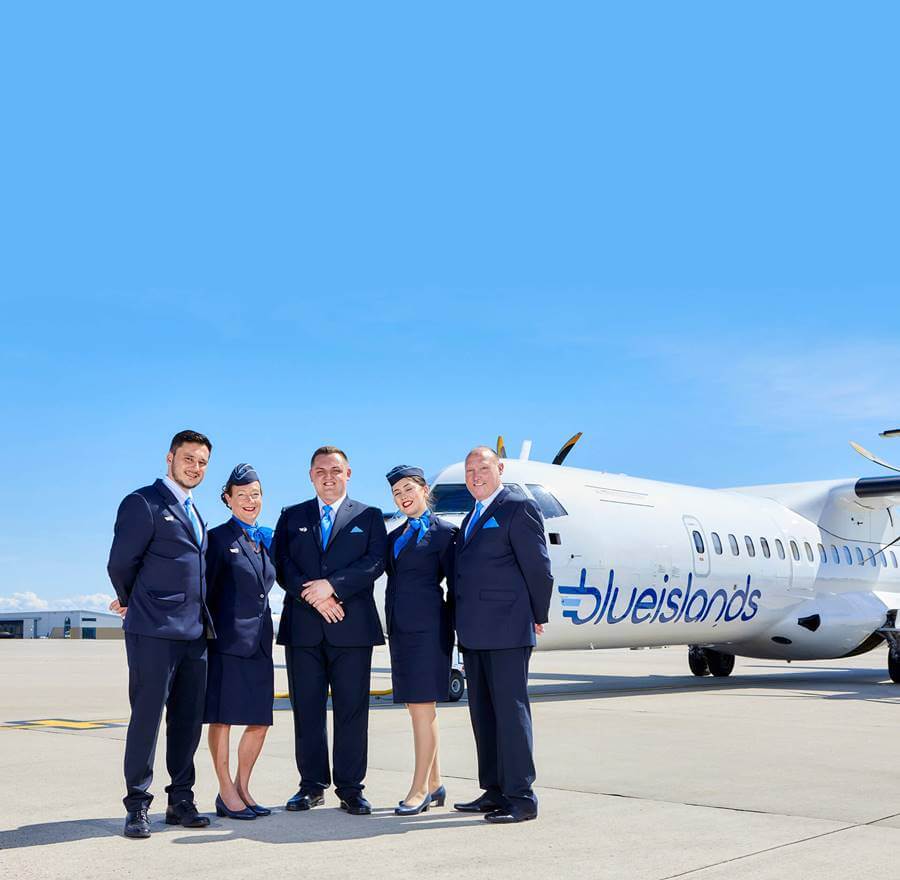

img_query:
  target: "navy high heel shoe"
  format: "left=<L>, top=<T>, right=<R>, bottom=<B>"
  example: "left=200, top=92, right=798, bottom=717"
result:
left=394, top=793, right=432, bottom=816
left=429, top=785, right=447, bottom=807
left=215, top=794, right=256, bottom=820
left=236, top=787, right=271, bottom=816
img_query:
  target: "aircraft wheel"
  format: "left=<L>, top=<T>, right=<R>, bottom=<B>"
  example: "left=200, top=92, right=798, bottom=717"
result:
left=889, top=649, right=900, bottom=684
left=688, top=646, right=709, bottom=676
left=449, top=668, right=466, bottom=702
left=704, top=649, right=735, bottom=677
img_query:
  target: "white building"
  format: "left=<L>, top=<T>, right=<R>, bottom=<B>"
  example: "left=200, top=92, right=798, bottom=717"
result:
left=0, top=609, right=124, bottom=640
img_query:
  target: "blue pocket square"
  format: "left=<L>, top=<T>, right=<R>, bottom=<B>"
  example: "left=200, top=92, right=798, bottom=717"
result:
left=351, top=525, right=364, bottom=534
left=483, top=517, right=500, bottom=529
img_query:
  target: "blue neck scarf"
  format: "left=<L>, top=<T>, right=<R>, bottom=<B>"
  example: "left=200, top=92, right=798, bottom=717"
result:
left=393, top=510, right=431, bottom=558
left=232, top=516, right=273, bottom=550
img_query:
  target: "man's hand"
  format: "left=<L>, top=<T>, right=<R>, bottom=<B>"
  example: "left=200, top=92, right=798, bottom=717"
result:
left=534, top=623, right=545, bottom=636
left=109, top=599, right=127, bottom=619
left=315, top=597, right=345, bottom=624
left=301, top=579, right=336, bottom=606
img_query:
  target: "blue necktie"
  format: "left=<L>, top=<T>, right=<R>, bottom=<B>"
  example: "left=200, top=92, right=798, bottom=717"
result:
left=465, top=501, right=484, bottom=540
left=321, top=504, right=334, bottom=549
left=184, top=497, right=202, bottom=544
left=393, top=513, right=431, bottom=558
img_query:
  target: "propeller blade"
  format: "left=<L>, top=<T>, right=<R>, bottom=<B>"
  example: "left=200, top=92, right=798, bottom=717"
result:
left=552, top=432, right=583, bottom=466
left=850, top=441, right=900, bottom=474
left=880, top=428, right=900, bottom=438
left=496, top=435, right=507, bottom=458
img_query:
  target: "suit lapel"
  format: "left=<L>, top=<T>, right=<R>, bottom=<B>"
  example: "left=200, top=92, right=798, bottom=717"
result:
left=325, top=497, right=355, bottom=550
left=155, top=479, right=202, bottom=548
left=231, top=519, right=265, bottom=584
left=461, top=488, right=508, bottom=550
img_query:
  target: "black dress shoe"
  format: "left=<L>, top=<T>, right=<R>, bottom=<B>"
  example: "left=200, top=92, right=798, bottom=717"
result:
left=339, top=794, right=372, bottom=815
left=124, top=807, right=151, bottom=839
left=286, top=790, right=325, bottom=811
left=215, top=794, right=256, bottom=820
left=165, top=800, right=211, bottom=827
left=484, top=809, right=537, bottom=824
left=453, top=793, right=506, bottom=813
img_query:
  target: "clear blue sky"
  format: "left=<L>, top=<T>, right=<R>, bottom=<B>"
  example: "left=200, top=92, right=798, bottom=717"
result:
left=1, top=2, right=898, bottom=613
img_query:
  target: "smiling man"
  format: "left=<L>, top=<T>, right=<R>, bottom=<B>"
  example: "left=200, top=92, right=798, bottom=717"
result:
left=453, top=446, right=553, bottom=824
left=107, top=430, right=216, bottom=839
left=273, top=446, right=387, bottom=815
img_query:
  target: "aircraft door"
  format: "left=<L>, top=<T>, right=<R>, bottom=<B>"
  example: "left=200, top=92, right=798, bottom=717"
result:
left=682, top=515, right=710, bottom=577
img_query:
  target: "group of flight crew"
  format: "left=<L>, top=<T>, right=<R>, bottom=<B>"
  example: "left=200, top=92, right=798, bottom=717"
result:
left=107, top=430, right=554, bottom=840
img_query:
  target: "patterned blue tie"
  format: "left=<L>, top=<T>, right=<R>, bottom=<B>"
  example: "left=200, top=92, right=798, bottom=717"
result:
left=393, top=512, right=430, bottom=558
left=464, top=501, right=484, bottom=540
left=184, top=497, right=202, bottom=544
left=321, top=504, right=334, bottom=549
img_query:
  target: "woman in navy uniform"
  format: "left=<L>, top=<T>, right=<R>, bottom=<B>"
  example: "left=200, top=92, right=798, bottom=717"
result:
left=384, top=465, right=457, bottom=815
left=204, top=464, right=275, bottom=820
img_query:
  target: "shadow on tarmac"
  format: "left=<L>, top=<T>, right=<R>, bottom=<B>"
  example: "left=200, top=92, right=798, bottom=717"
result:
left=0, top=807, right=487, bottom=850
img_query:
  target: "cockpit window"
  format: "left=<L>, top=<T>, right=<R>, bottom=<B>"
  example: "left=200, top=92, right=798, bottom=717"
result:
left=430, top=482, right=526, bottom=515
left=525, top=484, right=568, bottom=519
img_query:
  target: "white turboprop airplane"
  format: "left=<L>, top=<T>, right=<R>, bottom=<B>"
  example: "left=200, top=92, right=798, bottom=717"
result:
left=380, top=430, right=900, bottom=700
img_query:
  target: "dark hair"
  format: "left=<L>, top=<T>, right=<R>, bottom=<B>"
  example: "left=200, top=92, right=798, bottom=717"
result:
left=170, top=430, right=212, bottom=454
left=221, top=477, right=263, bottom=507
left=310, top=445, right=349, bottom=467
left=392, top=474, right=434, bottom=510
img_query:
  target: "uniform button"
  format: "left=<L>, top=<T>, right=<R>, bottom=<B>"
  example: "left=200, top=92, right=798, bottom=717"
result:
left=259, top=594, right=264, bottom=599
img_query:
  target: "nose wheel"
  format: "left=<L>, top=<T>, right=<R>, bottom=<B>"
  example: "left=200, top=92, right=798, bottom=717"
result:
left=689, top=646, right=735, bottom=677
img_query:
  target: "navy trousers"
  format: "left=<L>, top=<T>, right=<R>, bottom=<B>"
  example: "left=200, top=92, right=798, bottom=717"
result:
left=123, top=632, right=207, bottom=811
left=285, top=643, right=372, bottom=799
left=463, top=646, right=537, bottom=814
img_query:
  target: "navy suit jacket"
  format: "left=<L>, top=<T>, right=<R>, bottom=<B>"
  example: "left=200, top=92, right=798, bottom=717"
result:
left=107, top=478, right=214, bottom=641
left=453, top=487, right=553, bottom=650
left=205, top=519, right=275, bottom=658
left=274, top=497, right=387, bottom=647
left=385, top=515, right=457, bottom=638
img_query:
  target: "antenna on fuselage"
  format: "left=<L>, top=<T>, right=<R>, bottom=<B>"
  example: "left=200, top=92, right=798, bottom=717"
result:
left=552, top=432, right=583, bottom=466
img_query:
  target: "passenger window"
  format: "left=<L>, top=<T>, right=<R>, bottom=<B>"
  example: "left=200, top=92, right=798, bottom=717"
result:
left=711, top=532, right=723, bottom=555
left=790, top=540, right=800, bottom=561
left=775, top=539, right=786, bottom=560
left=744, top=536, right=755, bottom=557
left=760, top=537, right=771, bottom=558
left=804, top=542, right=814, bottom=563
left=818, top=543, right=827, bottom=563
left=879, top=551, right=887, bottom=567
left=843, top=546, right=853, bottom=565
left=831, top=544, right=840, bottom=564
left=728, top=534, right=739, bottom=556
left=855, top=546, right=864, bottom=565
left=525, top=484, right=568, bottom=519
left=868, top=549, right=877, bottom=567
left=892, top=551, right=898, bottom=568
left=692, top=530, right=705, bottom=555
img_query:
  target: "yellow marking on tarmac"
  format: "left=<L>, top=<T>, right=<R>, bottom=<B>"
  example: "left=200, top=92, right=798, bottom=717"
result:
left=2, top=718, right=128, bottom=731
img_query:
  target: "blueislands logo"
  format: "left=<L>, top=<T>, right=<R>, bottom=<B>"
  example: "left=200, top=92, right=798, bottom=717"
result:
left=558, top=569, right=762, bottom=626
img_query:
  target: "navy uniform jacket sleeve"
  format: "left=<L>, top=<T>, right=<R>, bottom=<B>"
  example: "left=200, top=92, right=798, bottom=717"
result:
left=204, top=527, right=225, bottom=621
left=107, top=493, right=155, bottom=606
left=328, top=509, right=388, bottom=601
left=509, top=498, right=554, bottom=625
left=274, top=507, right=310, bottom=599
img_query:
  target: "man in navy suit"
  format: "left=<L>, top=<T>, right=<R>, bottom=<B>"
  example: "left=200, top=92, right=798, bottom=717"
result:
left=453, top=446, right=553, bottom=823
left=274, top=446, right=387, bottom=815
left=107, top=430, right=216, bottom=838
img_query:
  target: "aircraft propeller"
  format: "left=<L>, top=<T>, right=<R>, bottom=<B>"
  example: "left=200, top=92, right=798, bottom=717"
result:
left=850, top=428, right=900, bottom=473
left=496, top=435, right=507, bottom=458
left=552, top=432, right=583, bottom=466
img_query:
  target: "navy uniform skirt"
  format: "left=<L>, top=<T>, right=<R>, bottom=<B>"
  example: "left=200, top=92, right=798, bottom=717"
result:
left=389, top=629, right=451, bottom=704
left=204, top=635, right=274, bottom=726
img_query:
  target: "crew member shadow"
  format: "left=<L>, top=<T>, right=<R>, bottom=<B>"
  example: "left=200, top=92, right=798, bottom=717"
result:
left=0, top=807, right=486, bottom=850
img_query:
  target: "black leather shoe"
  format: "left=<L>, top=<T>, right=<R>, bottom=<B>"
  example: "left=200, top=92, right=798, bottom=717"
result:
left=215, top=794, right=256, bottom=820
left=453, top=793, right=506, bottom=813
left=165, top=800, right=211, bottom=827
left=484, top=809, right=537, bottom=824
left=124, top=807, right=151, bottom=839
left=286, top=790, right=325, bottom=811
left=339, top=794, right=372, bottom=815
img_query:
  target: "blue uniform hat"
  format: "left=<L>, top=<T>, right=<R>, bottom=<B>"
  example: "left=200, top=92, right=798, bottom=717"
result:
left=228, top=463, right=260, bottom=485
left=386, top=465, right=425, bottom=486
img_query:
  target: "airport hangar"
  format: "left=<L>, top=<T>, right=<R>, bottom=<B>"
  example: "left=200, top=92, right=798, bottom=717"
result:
left=0, top=610, right=124, bottom=640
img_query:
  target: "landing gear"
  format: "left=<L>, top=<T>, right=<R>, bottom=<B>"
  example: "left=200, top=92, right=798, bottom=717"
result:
left=688, top=646, right=709, bottom=676
left=688, top=646, right=735, bottom=677
left=889, top=649, right=900, bottom=684
left=449, top=668, right=466, bottom=702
